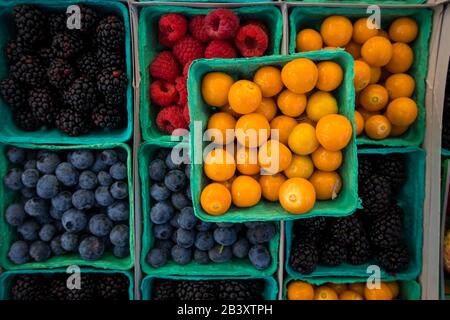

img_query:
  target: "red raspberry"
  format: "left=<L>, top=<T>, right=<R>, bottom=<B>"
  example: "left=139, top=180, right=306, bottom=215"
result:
left=244, top=20, right=269, bottom=35
left=156, top=105, right=188, bottom=134
left=234, top=24, right=268, bottom=57
left=204, top=9, right=240, bottom=40
left=173, top=35, right=205, bottom=66
left=183, top=62, right=191, bottom=80
left=159, top=13, right=188, bottom=43
left=175, top=76, right=187, bottom=106
left=205, top=40, right=237, bottom=59
left=149, top=51, right=180, bottom=82
left=189, top=15, right=210, bottom=43
left=183, top=103, right=190, bottom=124
left=158, top=31, right=176, bottom=48
left=150, top=80, right=177, bottom=107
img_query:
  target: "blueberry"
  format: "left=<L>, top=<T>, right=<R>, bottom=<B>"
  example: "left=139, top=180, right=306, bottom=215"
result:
left=24, top=159, right=37, bottom=170
left=107, top=201, right=129, bottom=221
left=5, top=203, right=26, bottom=226
left=177, top=207, right=197, bottom=230
left=175, top=228, right=195, bottom=248
left=244, top=222, right=267, bottom=229
left=171, top=245, right=191, bottom=265
left=4, top=168, right=24, bottom=190
left=37, top=151, right=61, bottom=174
left=90, top=154, right=108, bottom=173
left=51, top=191, right=73, bottom=211
left=8, top=241, right=30, bottom=264
left=6, top=147, right=26, bottom=164
left=194, top=249, right=210, bottom=265
left=29, top=241, right=51, bottom=262
left=35, top=211, right=51, bottom=225
left=50, top=235, right=66, bottom=256
left=110, top=224, right=129, bottom=247
left=148, top=159, right=166, bottom=182
left=153, top=223, right=173, bottom=240
left=214, top=227, right=237, bottom=246
left=78, top=170, right=97, bottom=190
left=39, top=223, right=56, bottom=242
left=164, top=170, right=186, bottom=192
left=88, top=214, right=114, bottom=237
left=147, top=248, right=167, bottom=268
left=113, top=245, right=130, bottom=258
left=234, top=224, right=243, bottom=233
left=232, top=237, right=250, bottom=258
left=55, top=162, right=79, bottom=186
left=21, top=169, right=39, bottom=188
left=216, top=223, right=234, bottom=228
left=70, top=149, right=94, bottom=170
left=78, top=236, right=105, bottom=261
left=154, top=239, right=174, bottom=256
left=171, top=192, right=190, bottom=210
left=246, top=223, right=276, bottom=244
left=54, top=220, right=64, bottom=232
left=249, top=245, right=271, bottom=270
left=185, top=183, right=192, bottom=201
left=150, top=201, right=174, bottom=224
left=184, top=164, right=191, bottom=179
left=194, top=231, right=215, bottom=251
left=208, top=244, right=232, bottom=263
left=150, top=182, right=171, bottom=201
left=24, top=197, right=48, bottom=217
left=97, top=171, right=113, bottom=186
left=196, top=221, right=213, bottom=232
left=36, top=174, right=59, bottom=199
left=95, top=186, right=114, bottom=206
left=165, top=150, right=183, bottom=170
left=155, top=148, right=170, bottom=160
left=100, top=149, right=118, bottom=165
left=61, top=208, right=88, bottom=233
left=110, top=162, right=127, bottom=180
left=72, top=189, right=95, bottom=210
left=49, top=205, right=64, bottom=220
left=21, top=187, right=36, bottom=199
left=170, top=211, right=180, bottom=228
left=61, top=232, right=79, bottom=251
left=110, top=181, right=128, bottom=200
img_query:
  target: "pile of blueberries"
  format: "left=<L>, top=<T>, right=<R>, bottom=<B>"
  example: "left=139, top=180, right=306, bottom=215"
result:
left=4, top=146, right=130, bottom=264
left=146, top=148, right=276, bottom=270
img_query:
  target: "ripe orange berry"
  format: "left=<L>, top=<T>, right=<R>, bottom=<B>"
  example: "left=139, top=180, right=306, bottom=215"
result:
left=281, top=58, right=318, bottom=94
left=270, top=115, right=298, bottom=145
left=228, top=80, right=262, bottom=114
left=354, top=60, right=371, bottom=92
left=206, top=112, right=236, bottom=145
left=220, top=176, right=236, bottom=191
left=253, top=66, right=283, bottom=97
left=296, top=29, right=323, bottom=52
left=255, top=97, right=277, bottom=122
left=259, top=173, right=286, bottom=202
left=314, top=286, right=339, bottom=300
left=385, top=42, right=414, bottom=74
left=386, top=282, right=400, bottom=299
left=284, top=154, right=314, bottom=179
left=279, top=177, right=316, bottom=214
left=354, top=110, right=365, bottom=136
left=222, top=104, right=241, bottom=118
left=348, top=283, right=365, bottom=296
left=306, top=91, right=338, bottom=122
left=385, top=73, right=415, bottom=99
left=236, top=146, right=260, bottom=175
left=390, top=124, right=409, bottom=137
left=359, top=84, right=389, bottom=112
left=320, top=16, right=353, bottom=47
left=201, top=183, right=232, bottom=216
left=377, top=29, right=389, bottom=39
left=386, top=97, right=418, bottom=126
left=364, top=283, right=394, bottom=300
left=309, top=170, right=342, bottom=200
left=277, top=89, right=307, bottom=117
left=361, top=36, right=393, bottom=67
left=316, top=114, right=353, bottom=151
left=203, top=148, right=236, bottom=182
left=364, top=115, right=392, bottom=139
left=235, top=113, right=270, bottom=148
left=340, top=290, right=364, bottom=300
left=202, top=72, right=234, bottom=107
left=288, top=123, right=320, bottom=155
left=352, top=18, right=379, bottom=44
left=316, top=61, right=343, bottom=92
left=327, top=283, right=348, bottom=295
left=231, top=175, right=261, bottom=207
left=357, top=107, right=380, bottom=121
left=287, top=281, right=315, bottom=300
left=258, top=140, right=293, bottom=174
left=389, top=17, right=418, bottom=43
left=311, top=146, right=342, bottom=172
left=369, top=65, right=381, bottom=84
left=344, top=41, right=361, bottom=60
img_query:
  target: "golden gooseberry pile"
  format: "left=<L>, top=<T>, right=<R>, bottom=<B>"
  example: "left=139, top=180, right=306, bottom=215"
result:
left=296, top=16, right=419, bottom=140
left=199, top=58, right=353, bottom=217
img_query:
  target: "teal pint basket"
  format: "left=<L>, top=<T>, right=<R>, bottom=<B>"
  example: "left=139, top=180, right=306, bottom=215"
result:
left=287, top=0, right=425, bottom=5
left=285, top=147, right=425, bottom=281
left=0, top=142, right=135, bottom=271
left=0, top=268, right=134, bottom=300
left=188, top=52, right=359, bottom=222
left=138, top=5, right=282, bottom=142
left=0, top=0, right=133, bottom=144
left=141, top=275, right=278, bottom=300
left=289, top=7, right=432, bottom=147
left=139, top=140, right=279, bottom=276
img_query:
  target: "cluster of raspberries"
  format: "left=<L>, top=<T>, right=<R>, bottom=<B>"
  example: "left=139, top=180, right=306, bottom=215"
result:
left=149, top=9, right=270, bottom=134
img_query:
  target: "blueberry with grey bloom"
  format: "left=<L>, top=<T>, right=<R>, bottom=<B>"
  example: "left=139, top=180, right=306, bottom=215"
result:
left=60, top=232, right=79, bottom=251
left=177, top=207, right=197, bottom=230
left=5, top=203, right=26, bottom=226
left=194, top=231, right=215, bottom=251
left=78, top=170, right=97, bottom=189
left=95, top=186, right=114, bottom=206
left=170, top=212, right=180, bottom=228
left=110, top=181, right=128, bottom=199
left=216, top=223, right=234, bottom=228
left=39, top=223, right=56, bottom=242
left=175, top=228, right=195, bottom=248
left=36, top=174, right=59, bottom=199
left=6, top=147, right=26, bottom=164
left=100, top=149, right=118, bottom=165
left=164, top=170, right=186, bottom=192
left=171, top=245, right=191, bottom=265
left=97, top=171, right=113, bottom=186
left=232, top=237, right=250, bottom=258
left=171, top=192, right=190, bottom=210
left=8, top=241, right=30, bottom=264
left=24, top=197, right=48, bottom=217
left=21, top=187, right=36, bottom=199
left=113, top=245, right=129, bottom=258
left=35, top=212, right=52, bottom=225
left=153, top=223, right=173, bottom=240
left=106, top=201, right=129, bottom=221
left=36, top=151, right=61, bottom=174
left=78, top=236, right=104, bottom=261
left=248, top=245, right=271, bottom=270
left=214, top=227, right=237, bottom=246
left=147, top=248, right=167, bottom=268
left=70, top=149, right=94, bottom=170
left=148, top=158, right=166, bottom=182
left=90, top=154, right=108, bottom=173
left=110, top=224, right=129, bottom=247
left=246, top=223, right=275, bottom=244
left=61, top=208, right=87, bottom=233
left=50, top=235, right=66, bottom=255
left=24, top=160, right=37, bottom=170
left=150, top=201, right=174, bottom=224
left=165, top=151, right=183, bottom=170
left=29, top=241, right=51, bottom=262
left=21, top=169, right=39, bottom=188
left=55, top=162, right=79, bottom=186
left=88, top=214, right=113, bottom=237
left=72, top=189, right=95, bottom=210
left=110, top=162, right=127, bottom=180
left=154, top=239, right=173, bottom=256
left=4, top=168, right=24, bottom=190
left=196, top=221, right=213, bottom=232
left=51, top=191, right=72, bottom=211
left=194, top=249, right=210, bottom=265
left=49, top=205, right=64, bottom=220
left=150, top=182, right=171, bottom=201
left=208, top=245, right=232, bottom=263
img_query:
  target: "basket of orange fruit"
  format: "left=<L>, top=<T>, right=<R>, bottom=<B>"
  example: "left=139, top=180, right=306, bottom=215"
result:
left=187, top=52, right=359, bottom=222
left=285, top=278, right=421, bottom=300
left=291, top=7, right=432, bottom=147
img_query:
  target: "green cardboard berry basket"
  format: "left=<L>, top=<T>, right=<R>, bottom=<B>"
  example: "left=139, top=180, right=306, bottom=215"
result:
left=188, top=51, right=359, bottom=222
left=289, top=7, right=432, bottom=147
left=285, top=147, right=425, bottom=281
left=0, top=0, right=133, bottom=144
left=287, top=0, right=425, bottom=5
left=0, top=142, right=134, bottom=270
left=141, top=275, right=278, bottom=300
left=138, top=5, right=283, bottom=142
left=0, top=268, right=134, bottom=300
left=443, top=149, right=450, bottom=157
left=139, top=140, right=279, bottom=276
left=283, top=276, right=421, bottom=300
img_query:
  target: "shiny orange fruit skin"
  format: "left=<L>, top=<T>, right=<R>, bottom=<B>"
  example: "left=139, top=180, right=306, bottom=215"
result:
left=200, top=183, right=232, bottom=216
left=223, top=104, right=241, bottom=118
left=352, top=18, right=379, bottom=44
left=320, top=16, right=353, bottom=47
left=357, top=107, right=380, bottom=121
left=231, top=175, right=261, bottom=207
left=386, top=97, right=418, bottom=126
left=278, top=177, right=316, bottom=214
left=259, top=173, right=287, bottom=202
left=361, top=36, right=393, bottom=67
left=316, top=61, right=344, bottom=92
left=288, top=123, right=320, bottom=155
left=385, top=73, right=415, bottom=99
left=206, top=111, right=236, bottom=145
left=228, top=80, right=262, bottom=114
left=385, top=42, right=414, bottom=74
left=219, top=176, right=236, bottom=191
left=354, top=110, right=365, bottom=136
left=311, top=146, right=343, bottom=172
left=314, top=286, right=339, bottom=300
left=258, top=140, right=293, bottom=174
left=364, top=115, right=392, bottom=139
left=287, top=281, right=315, bottom=300
left=390, top=124, right=409, bottom=137
left=364, top=283, right=394, bottom=300
left=277, top=89, right=307, bottom=118
left=327, top=283, right=348, bottom=295
left=316, top=114, right=353, bottom=151
left=386, top=282, right=400, bottom=299
left=281, top=58, right=318, bottom=94
left=348, top=283, right=365, bottom=297
left=236, top=146, right=260, bottom=175
left=388, top=17, right=418, bottom=43
left=359, top=84, right=389, bottom=112
left=202, top=72, right=234, bottom=107
left=284, top=154, right=314, bottom=179
left=309, top=170, right=342, bottom=200
left=235, top=112, right=271, bottom=148
left=296, top=29, right=323, bottom=52
left=354, top=60, right=371, bottom=92
left=270, top=116, right=298, bottom=145
left=204, top=148, right=236, bottom=182
left=253, top=66, right=284, bottom=98
left=255, top=97, right=277, bottom=122
left=344, top=41, right=361, bottom=60
left=340, top=290, right=364, bottom=300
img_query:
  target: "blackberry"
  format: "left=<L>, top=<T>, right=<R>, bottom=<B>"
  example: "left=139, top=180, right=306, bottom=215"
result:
left=91, top=104, right=124, bottom=129
left=47, top=59, right=76, bottom=89
left=28, top=88, right=58, bottom=125
left=11, top=55, right=46, bottom=86
left=96, top=47, right=125, bottom=69
left=218, top=280, right=264, bottom=300
left=55, top=108, right=90, bottom=136
left=48, top=13, right=68, bottom=36
left=11, top=275, right=48, bottom=300
left=51, top=32, right=85, bottom=60
left=152, top=279, right=177, bottom=300
left=374, top=154, right=406, bottom=191
left=77, top=5, right=99, bottom=33
left=96, top=16, right=125, bottom=50
left=63, top=76, right=98, bottom=111
left=38, top=47, right=55, bottom=66
left=319, top=237, right=347, bottom=266
left=293, top=217, right=326, bottom=244
left=358, top=155, right=373, bottom=185
left=96, top=274, right=129, bottom=300
left=13, top=5, right=46, bottom=45
left=49, top=274, right=95, bottom=300
left=76, top=52, right=99, bottom=79
left=328, top=215, right=366, bottom=246
left=14, top=107, right=42, bottom=131
left=369, top=211, right=402, bottom=249
left=97, top=68, right=127, bottom=105
left=347, top=235, right=371, bottom=265
left=0, top=77, right=27, bottom=109
left=289, top=240, right=318, bottom=275
left=376, top=243, right=409, bottom=273
left=4, top=38, right=33, bottom=63
left=177, top=280, right=216, bottom=300
left=360, top=174, right=392, bottom=216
